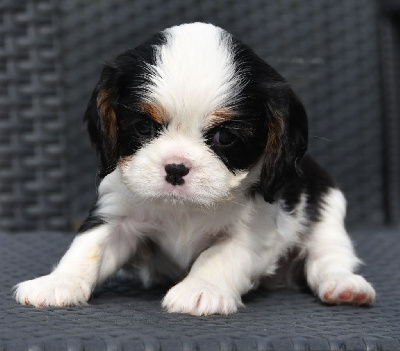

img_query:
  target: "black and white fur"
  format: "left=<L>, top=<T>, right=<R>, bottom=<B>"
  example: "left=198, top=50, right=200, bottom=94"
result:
left=15, top=23, right=375, bottom=315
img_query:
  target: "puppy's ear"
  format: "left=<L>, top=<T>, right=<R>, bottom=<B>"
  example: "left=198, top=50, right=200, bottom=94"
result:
left=261, top=89, right=308, bottom=203
left=84, top=65, right=121, bottom=178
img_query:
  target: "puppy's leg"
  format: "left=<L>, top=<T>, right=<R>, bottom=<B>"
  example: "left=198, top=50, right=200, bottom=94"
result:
left=162, top=230, right=269, bottom=316
left=14, top=223, right=138, bottom=307
left=305, top=189, right=375, bottom=305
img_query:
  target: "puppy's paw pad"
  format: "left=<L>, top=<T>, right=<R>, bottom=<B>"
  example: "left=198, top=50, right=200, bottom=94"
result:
left=162, top=278, right=240, bottom=316
left=14, top=274, right=91, bottom=307
left=319, top=274, right=375, bottom=305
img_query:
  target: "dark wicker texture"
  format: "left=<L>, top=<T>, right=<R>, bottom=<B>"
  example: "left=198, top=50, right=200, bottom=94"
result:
left=0, top=1, right=68, bottom=231
left=1, top=229, right=399, bottom=350
left=1, top=0, right=397, bottom=229
left=379, top=7, right=400, bottom=226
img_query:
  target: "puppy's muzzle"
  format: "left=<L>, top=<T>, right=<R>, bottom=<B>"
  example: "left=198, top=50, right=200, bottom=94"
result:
left=165, top=163, right=190, bottom=186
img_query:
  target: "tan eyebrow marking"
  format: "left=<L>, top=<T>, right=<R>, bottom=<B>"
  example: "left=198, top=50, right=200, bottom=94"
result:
left=206, top=108, right=236, bottom=128
left=137, top=102, right=169, bottom=124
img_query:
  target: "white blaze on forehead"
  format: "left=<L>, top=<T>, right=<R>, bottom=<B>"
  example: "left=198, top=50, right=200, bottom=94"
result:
left=146, top=23, right=242, bottom=126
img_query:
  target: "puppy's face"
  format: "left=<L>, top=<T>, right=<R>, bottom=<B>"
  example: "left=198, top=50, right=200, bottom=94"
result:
left=85, top=23, right=308, bottom=206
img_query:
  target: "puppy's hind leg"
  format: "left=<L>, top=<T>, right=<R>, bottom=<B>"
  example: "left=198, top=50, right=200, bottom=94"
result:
left=305, top=189, right=375, bottom=305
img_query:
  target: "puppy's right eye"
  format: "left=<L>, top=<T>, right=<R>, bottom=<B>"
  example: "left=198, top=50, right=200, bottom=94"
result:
left=134, top=119, right=154, bottom=137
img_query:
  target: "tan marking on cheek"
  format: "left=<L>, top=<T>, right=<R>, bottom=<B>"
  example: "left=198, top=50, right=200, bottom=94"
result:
left=118, top=155, right=134, bottom=172
left=138, top=102, right=169, bottom=124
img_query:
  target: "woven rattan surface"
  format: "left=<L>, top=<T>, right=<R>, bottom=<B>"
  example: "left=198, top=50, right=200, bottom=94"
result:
left=0, top=229, right=399, bottom=350
left=0, top=1, right=68, bottom=231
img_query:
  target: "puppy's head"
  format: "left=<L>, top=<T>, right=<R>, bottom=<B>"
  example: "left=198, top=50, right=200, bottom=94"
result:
left=85, top=23, right=308, bottom=206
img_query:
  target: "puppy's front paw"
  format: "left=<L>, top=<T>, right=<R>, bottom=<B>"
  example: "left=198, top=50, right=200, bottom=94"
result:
left=14, top=274, right=92, bottom=307
left=318, top=273, right=375, bottom=305
left=162, top=277, right=242, bottom=316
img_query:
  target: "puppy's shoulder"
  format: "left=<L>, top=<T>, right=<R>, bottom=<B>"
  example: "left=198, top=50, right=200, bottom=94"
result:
left=281, top=154, right=337, bottom=222
left=298, top=154, right=336, bottom=190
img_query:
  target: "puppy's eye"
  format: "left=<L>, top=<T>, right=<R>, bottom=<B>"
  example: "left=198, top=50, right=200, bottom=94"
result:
left=135, top=119, right=154, bottom=137
left=213, top=128, right=237, bottom=146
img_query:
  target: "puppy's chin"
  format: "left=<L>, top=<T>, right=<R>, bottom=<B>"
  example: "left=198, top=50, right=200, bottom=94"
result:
left=141, top=192, right=231, bottom=208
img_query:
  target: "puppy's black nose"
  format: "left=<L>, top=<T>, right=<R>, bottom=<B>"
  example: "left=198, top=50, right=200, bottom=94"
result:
left=165, top=163, right=190, bottom=186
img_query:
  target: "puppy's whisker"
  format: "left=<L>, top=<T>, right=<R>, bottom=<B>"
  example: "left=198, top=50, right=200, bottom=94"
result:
left=311, top=135, right=333, bottom=142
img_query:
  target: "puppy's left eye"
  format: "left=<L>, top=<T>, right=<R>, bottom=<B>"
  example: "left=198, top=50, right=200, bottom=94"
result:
left=135, top=119, right=154, bottom=137
left=213, top=128, right=237, bottom=146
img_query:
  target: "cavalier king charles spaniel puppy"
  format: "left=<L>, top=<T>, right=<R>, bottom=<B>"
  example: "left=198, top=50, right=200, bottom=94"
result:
left=15, top=23, right=375, bottom=315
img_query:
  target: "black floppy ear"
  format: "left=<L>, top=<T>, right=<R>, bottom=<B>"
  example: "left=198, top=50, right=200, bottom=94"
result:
left=260, top=89, right=308, bottom=203
left=84, top=65, right=121, bottom=178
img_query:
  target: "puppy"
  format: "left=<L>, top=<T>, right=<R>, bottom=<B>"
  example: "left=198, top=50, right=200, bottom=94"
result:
left=15, top=23, right=375, bottom=315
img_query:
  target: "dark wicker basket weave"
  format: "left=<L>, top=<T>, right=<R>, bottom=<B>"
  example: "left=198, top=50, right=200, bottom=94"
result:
left=1, top=229, right=399, bottom=350
left=0, top=1, right=68, bottom=231
left=0, top=0, right=397, bottom=229
left=380, top=1, right=400, bottom=226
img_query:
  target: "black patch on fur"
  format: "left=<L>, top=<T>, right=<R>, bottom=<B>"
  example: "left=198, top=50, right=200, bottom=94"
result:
left=282, top=155, right=336, bottom=222
left=209, top=34, right=308, bottom=201
left=250, top=155, right=336, bottom=222
left=84, top=32, right=167, bottom=178
left=117, top=109, right=164, bottom=158
left=77, top=204, right=105, bottom=233
left=205, top=113, right=268, bottom=172
left=228, top=35, right=333, bottom=221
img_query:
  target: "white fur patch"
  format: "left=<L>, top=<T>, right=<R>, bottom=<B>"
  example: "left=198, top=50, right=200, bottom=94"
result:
left=162, top=277, right=241, bottom=316
left=147, top=23, right=243, bottom=126
left=318, top=273, right=375, bottom=305
left=14, top=273, right=92, bottom=307
left=305, top=189, right=375, bottom=305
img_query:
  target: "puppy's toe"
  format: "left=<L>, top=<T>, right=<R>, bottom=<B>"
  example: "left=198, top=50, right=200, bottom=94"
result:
left=14, top=274, right=91, bottom=307
left=162, top=277, right=241, bottom=316
left=318, top=273, right=375, bottom=305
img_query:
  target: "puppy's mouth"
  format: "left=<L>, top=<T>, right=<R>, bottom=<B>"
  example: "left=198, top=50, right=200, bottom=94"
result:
left=157, top=183, right=197, bottom=204
left=155, top=161, right=197, bottom=203
left=156, top=193, right=191, bottom=206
